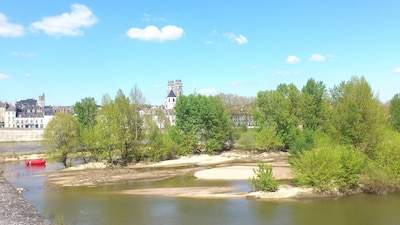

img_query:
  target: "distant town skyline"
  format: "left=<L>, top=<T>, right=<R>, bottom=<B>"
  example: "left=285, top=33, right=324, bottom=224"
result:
left=1, top=1, right=399, bottom=106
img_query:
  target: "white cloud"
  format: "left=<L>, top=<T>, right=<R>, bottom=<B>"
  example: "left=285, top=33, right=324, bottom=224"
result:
left=24, top=73, right=31, bottom=77
left=142, top=13, right=165, bottom=22
left=0, top=13, right=24, bottom=37
left=126, top=25, right=184, bottom=42
left=30, top=4, right=97, bottom=37
left=286, top=55, right=300, bottom=64
left=0, top=73, right=12, bottom=79
left=274, top=71, right=299, bottom=76
left=198, top=88, right=217, bottom=94
left=229, top=81, right=241, bottom=86
left=206, top=40, right=213, bottom=45
left=393, top=68, right=400, bottom=73
left=309, top=53, right=326, bottom=62
left=153, top=83, right=163, bottom=88
left=224, top=33, right=248, bottom=44
left=11, top=51, right=36, bottom=57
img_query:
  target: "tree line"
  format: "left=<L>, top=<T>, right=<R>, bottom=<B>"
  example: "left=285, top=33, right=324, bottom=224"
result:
left=43, top=76, right=400, bottom=194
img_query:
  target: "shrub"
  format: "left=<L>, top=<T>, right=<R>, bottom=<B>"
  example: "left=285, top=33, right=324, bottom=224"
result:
left=205, top=139, right=221, bottom=154
left=359, top=129, right=400, bottom=194
left=289, top=129, right=316, bottom=154
left=360, top=161, right=399, bottom=195
left=291, top=145, right=366, bottom=193
left=238, top=130, right=257, bottom=150
left=249, top=163, right=279, bottom=192
left=255, top=127, right=284, bottom=151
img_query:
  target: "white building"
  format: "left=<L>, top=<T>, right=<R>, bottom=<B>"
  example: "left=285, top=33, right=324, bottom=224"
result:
left=164, top=80, right=183, bottom=125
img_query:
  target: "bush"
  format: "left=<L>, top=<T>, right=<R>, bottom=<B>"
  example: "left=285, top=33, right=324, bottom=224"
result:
left=289, top=129, right=316, bottom=154
left=291, top=145, right=366, bottom=193
left=359, top=129, right=400, bottom=194
left=255, top=127, right=284, bottom=151
left=360, top=161, right=399, bottom=195
left=237, top=129, right=257, bottom=150
left=205, top=139, right=221, bottom=154
left=249, top=163, right=279, bottom=192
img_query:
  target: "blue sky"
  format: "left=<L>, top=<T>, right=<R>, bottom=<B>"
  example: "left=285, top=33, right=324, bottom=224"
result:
left=1, top=0, right=399, bottom=106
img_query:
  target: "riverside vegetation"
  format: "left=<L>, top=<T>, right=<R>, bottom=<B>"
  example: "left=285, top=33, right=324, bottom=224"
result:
left=42, top=76, right=400, bottom=195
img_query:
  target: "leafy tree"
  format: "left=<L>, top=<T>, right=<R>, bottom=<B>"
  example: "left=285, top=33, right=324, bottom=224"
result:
left=389, top=93, right=400, bottom=132
left=330, top=76, right=387, bottom=157
left=362, top=129, right=400, bottom=194
left=218, top=93, right=255, bottom=126
left=291, top=144, right=366, bottom=193
left=254, top=86, right=299, bottom=148
left=249, top=163, right=279, bottom=192
left=42, top=113, right=79, bottom=167
left=255, top=126, right=284, bottom=151
left=174, top=94, right=232, bottom=153
left=300, top=78, right=329, bottom=131
left=94, top=94, right=119, bottom=163
left=73, top=97, right=99, bottom=161
left=73, top=97, right=98, bottom=129
left=143, top=117, right=179, bottom=161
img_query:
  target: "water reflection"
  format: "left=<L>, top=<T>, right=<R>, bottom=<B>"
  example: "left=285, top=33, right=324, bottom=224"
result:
left=1, top=143, right=400, bottom=225
left=0, top=141, right=44, bottom=154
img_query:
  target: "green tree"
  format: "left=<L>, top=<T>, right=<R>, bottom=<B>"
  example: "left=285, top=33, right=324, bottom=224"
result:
left=254, top=85, right=299, bottom=148
left=73, top=97, right=98, bottom=129
left=174, top=94, right=232, bottom=153
left=291, top=145, right=366, bottom=193
left=249, top=163, right=279, bottom=192
left=129, top=85, right=146, bottom=162
left=300, top=78, right=329, bottom=131
left=42, top=113, right=79, bottom=167
left=94, top=94, right=119, bottom=163
left=73, top=97, right=99, bottom=161
left=330, top=76, right=387, bottom=157
left=389, top=93, right=400, bottom=132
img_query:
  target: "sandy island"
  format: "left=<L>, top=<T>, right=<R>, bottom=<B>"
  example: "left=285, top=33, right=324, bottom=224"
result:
left=41, top=150, right=320, bottom=199
left=0, top=150, right=320, bottom=199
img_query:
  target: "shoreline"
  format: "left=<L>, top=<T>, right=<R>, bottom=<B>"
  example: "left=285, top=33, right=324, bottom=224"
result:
left=1, top=150, right=325, bottom=199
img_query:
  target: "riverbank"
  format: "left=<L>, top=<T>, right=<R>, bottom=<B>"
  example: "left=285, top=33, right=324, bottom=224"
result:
left=0, top=174, right=51, bottom=225
left=44, top=150, right=321, bottom=199
left=0, top=129, right=43, bottom=142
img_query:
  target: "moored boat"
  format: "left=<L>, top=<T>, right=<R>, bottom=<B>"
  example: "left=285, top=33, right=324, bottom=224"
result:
left=25, top=159, right=46, bottom=166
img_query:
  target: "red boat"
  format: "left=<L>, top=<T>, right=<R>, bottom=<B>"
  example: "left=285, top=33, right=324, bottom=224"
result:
left=25, top=159, right=46, bottom=166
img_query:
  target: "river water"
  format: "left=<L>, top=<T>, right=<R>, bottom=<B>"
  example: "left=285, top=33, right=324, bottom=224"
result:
left=1, top=142, right=400, bottom=225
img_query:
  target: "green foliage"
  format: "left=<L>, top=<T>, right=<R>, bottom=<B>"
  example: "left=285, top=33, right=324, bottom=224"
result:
left=90, top=87, right=146, bottom=165
left=291, top=144, right=366, bottom=193
left=254, top=85, right=299, bottom=148
left=205, top=139, right=221, bottom=154
left=289, top=129, right=316, bottom=154
left=174, top=94, right=232, bottom=153
left=300, top=79, right=328, bottom=131
left=255, top=126, right=284, bottom=151
left=375, top=131, right=400, bottom=181
left=42, top=113, right=79, bottom=167
left=389, top=93, right=400, bottom=132
left=237, top=129, right=257, bottom=150
left=74, top=97, right=98, bottom=129
left=142, top=114, right=179, bottom=162
left=249, top=163, right=279, bottom=192
left=73, top=97, right=99, bottom=162
left=360, top=161, right=399, bottom=195
left=330, top=76, right=387, bottom=157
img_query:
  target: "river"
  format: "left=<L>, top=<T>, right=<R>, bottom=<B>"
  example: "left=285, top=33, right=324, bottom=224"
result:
left=1, top=142, right=400, bottom=225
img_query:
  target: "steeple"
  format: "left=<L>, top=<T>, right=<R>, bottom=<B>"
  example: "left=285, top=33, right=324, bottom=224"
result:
left=193, top=80, right=197, bottom=95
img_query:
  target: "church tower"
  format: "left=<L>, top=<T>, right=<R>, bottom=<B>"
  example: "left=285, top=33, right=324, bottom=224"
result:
left=38, top=93, right=45, bottom=108
left=164, top=80, right=183, bottom=125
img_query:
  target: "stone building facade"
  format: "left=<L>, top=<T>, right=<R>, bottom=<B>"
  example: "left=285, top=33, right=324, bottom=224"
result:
left=0, top=94, right=60, bottom=129
left=164, top=79, right=183, bottom=125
